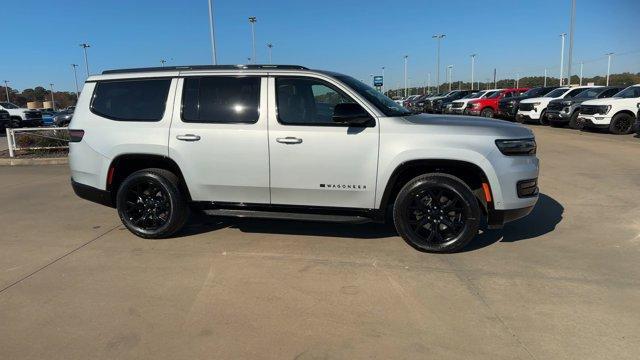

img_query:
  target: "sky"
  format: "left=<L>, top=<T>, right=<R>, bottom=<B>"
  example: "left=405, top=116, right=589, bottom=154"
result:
left=1, top=0, right=639, bottom=92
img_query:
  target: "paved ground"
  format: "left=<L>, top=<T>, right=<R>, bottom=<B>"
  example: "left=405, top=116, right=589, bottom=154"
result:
left=1, top=126, right=639, bottom=359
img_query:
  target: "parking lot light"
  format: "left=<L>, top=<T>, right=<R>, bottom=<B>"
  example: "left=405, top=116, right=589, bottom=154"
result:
left=207, top=0, right=218, bottom=65
left=605, top=53, right=614, bottom=86
left=432, top=34, right=446, bottom=93
left=559, top=33, right=566, bottom=85
left=79, top=43, right=91, bottom=77
left=249, top=17, right=257, bottom=64
left=447, top=65, right=453, bottom=91
left=3, top=80, right=9, bottom=102
left=470, top=54, right=477, bottom=90
left=49, top=83, right=55, bottom=111
left=267, top=43, right=273, bottom=64
left=544, top=68, right=547, bottom=87
left=71, top=64, right=80, bottom=100
left=403, top=55, right=408, bottom=98
left=579, top=62, right=584, bottom=86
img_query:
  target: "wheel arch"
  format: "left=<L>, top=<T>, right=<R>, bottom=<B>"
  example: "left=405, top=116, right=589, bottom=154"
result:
left=106, top=154, right=192, bottom=201
left=611, top=109, right=636, bottom=119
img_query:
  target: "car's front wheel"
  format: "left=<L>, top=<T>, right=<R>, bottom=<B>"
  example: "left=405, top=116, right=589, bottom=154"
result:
left=393, top=173, right=481, bottom=253
left=480, top=108, right=494, bottom=118
left=116, top=168, right=189, bottom=238
left=609, top=113, right=634, bottom=135
left=538, top=110, right=549, bottom=125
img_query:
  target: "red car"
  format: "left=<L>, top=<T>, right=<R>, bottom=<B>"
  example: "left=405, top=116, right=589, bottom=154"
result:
left=466, top=88, right=529, bottom=118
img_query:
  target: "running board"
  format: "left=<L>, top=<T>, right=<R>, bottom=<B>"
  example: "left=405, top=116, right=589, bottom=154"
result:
left=203, top=209, right=372, bottom=224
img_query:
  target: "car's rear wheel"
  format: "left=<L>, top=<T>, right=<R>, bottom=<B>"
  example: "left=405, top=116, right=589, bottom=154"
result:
left=609, top=113, right=634, bottom=135
left=393, top=173, right=481, bottom=253
left=480, top=108, right=494, bottom=118
left=116, top=168, right=189, bottom=238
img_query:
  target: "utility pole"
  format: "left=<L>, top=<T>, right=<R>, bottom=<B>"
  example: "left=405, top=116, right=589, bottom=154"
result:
left=605, top=52, right=614, bottom=86
left=248, top=17, right=257, bottom=64
left=49, top=83, right=56, bottom=111
left=544, top=68, right=547, bottom=87
left=432, top=34, right=445, bottom=93
left=71, top=64, right=80, bottom=100
left=3, top=80, right=9, bottom=102
left=403, top=55, right=408, bottom=97
left=381, top=66, right=385, bottom=94
left=447, top=65, right=453, bottom=91
left=470, top=54, right=477, bottom=90
left=79, top=43, right=91, bottom=77
left=579, top=62, right=584, bottom=85
left=559, top=33, right=566, bottom=85
left=567, top=0, right=576, bottom=85
left=267, top=43, right=273, bottom=64
left=207, top=0, right=218, bottom=64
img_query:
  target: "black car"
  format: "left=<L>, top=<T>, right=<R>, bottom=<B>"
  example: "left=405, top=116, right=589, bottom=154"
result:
left=407, top=94, right=430, bottom=113
left=0, top=109, right=10, bottom=130
left=432, top=90, right=477, bottom=113
left=423, top=91, right=464, bottom=113
left=53, top=110, right=74, bottom=127
left=547, top=87, right=623, bottom=129
left=497, top=86, right=559, bottom=120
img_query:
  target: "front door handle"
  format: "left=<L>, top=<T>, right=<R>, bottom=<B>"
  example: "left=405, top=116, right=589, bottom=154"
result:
left=276, top=137, right=303, bottom=144
left=176, top=134, right=201, bottom=142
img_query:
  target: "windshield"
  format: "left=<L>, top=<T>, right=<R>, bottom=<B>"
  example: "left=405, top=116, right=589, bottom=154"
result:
left=487, top=91, right=503, bottom=99
left=574, top=88, right=602, bottom=99
left=336, top=75, right=411, bottom=116
left=522, top=88, right=545, bottom=97
left=544, top=88, right=569, bottom=98
left=613, top=86, right=640, bottom=98
left=0, top=102, right=19, bottom=109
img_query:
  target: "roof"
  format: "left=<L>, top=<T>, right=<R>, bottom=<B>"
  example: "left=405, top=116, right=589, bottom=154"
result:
left=101, top=64, right=308, bottom=75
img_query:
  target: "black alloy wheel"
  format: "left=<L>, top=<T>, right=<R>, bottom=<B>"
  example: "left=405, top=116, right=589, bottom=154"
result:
left=116, top=168, right=188, bottom=238
left=393, top=173, right=481, bottom=253
left=609, top=113, right=634, bottom=135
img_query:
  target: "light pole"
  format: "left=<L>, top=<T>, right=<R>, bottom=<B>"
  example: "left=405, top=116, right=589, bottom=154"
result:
left=470, top=54, right=477, bottom=90
left=248, top=16, right=257, bottom=64
left=432, top=34, right=445, bottom=93
left=49, top=83, right=55, bottom=111
left=160, top=59, right=166, bottom=67
left=427, top=73, right=431, bottom=94
left=567, top=0, right=576, bottom=85
left=559, top=33, right=566, bottom=85
left=267, top=43, right=273, bottom=64
left=3, top=80, right=10, bottom=103
left=544, top=68, right=547, bottom=87
left=207, top=0, right=218, bottom=64
left=605, top=52, right=614, bottom=86
left=516, top=73, right=520, bottom=88
left=579, top=62, right=584, bottom=85
left=71, top=64, right=80, bottom=100
left=79, top=43, right=91, bottom=77
left=403, top=55, right=408, bottom=98
left=447, top=65, right=453, bottom=91
left=381, top=66, right=385, bottom=93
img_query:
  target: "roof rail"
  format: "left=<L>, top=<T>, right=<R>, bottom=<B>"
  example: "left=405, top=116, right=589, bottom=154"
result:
left=101, top=64, right=309, bottom=75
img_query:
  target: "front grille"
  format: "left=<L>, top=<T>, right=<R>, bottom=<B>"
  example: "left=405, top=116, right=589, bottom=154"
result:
left=25, top=112, right=42, bottom=119
left=517, top=178, right=538, bottom=198
left=519, top=103, right=535, bottom=111
left=547, top=102, right=564, bottom=111
left=452, top=102, right=464, bottom=108
left=580, top=105, right=599, bottom=115
left=498, top=101, right=513, bottom=110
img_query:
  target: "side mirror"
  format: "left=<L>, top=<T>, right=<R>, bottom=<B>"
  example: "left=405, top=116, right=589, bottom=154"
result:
left=332, top=103, right=372, bottom=126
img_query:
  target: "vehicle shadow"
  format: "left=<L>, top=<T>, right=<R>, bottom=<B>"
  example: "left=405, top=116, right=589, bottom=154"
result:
left=461, top=193, right=564, bottom=252
left=177, top=193, right=563, bottom=251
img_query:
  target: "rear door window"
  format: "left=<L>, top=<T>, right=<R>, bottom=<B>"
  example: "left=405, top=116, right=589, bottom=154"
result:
left=182, top=76, right=261, bottom=123
left=91, top=79, right=171, bottom=121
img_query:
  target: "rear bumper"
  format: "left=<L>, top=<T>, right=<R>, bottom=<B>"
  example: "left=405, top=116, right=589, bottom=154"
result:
left=71, top=178, right=114, bottom=208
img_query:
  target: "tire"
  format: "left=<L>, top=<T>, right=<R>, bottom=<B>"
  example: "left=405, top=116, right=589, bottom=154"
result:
left=480, top=108, right=494, bottom=118
left=538, top=110, right=549, bottom=125
left=393, top=173, right=481, bottom=253
left=568, top=111, right=581, bottom=129
left=116, top=168, right=189, bottom=238
left=609, top=113, right=634, bottom=135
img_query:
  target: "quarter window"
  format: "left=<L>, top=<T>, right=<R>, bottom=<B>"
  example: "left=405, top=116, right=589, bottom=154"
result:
left=182, top=77, right=261, bottom=123
left=91, top=79, right=171, bottom=121
left=276, top=77, right=353, bottom=125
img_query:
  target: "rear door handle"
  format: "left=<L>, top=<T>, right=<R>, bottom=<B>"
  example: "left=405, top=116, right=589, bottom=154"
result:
left=276, top=137, right=303, bottom=144
left=176, top=134, right=201, bottom=142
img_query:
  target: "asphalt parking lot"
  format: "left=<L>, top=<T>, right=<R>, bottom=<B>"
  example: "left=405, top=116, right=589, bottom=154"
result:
left=1, top=126, right=639, bottom=359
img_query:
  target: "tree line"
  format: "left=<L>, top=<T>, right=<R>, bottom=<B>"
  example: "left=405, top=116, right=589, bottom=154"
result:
left=0, top=86, right=78, bottom=109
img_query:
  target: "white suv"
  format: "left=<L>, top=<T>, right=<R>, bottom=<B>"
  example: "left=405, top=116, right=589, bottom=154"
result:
left=69, top=65, right=539, bottom=253
left=0, top=102, right=43, bottom=127
left=577, top=84, right=640, bottom=134
left=516, top=86, right=596, bottom=125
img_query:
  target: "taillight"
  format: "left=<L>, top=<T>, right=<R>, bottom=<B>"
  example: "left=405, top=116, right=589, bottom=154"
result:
left=69, top=129, right=85, bottom=142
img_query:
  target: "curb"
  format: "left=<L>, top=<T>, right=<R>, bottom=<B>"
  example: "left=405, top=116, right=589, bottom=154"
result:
left=0, top=157, right=68, bottom=166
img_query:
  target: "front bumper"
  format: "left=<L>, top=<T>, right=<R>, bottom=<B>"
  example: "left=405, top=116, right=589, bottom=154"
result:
left=516, top=109, right=540, bottom=121
left=488, top=206, right=535, bottom=229
left=467, top=108, right=481, bottom=115
left=578, top=114, right=612, bottom=127
left=497, top=104, right=517, bottom=118
left=546, top=110, right=571, bottom=124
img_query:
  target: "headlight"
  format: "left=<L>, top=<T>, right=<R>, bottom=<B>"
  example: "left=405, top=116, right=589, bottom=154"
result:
left=531, top=102, right=541, bottom=106
left=597, top=105, right=611, bottom=114
left=562, top=101, right=572, bottom=106
left=495, top=138, right=537, bottom=156
left=509, top=100, right=516, bottom=105
left=470, top=103, right=480, bottom=108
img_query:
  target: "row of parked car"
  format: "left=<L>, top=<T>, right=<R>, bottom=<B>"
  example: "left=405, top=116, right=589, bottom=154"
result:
left=398, top=83, right=640, bottom=135
left=0, top=102, right=74, bottom=130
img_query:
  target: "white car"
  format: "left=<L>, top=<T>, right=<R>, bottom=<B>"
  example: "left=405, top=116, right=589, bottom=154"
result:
left=577, top=84, right=640, bottom=134
left=448, top=89, right=501, bottom=115
left=69, top=64, right=539, bottom=253
left=516, top=86, right=598, bottom=125
left=0, top=102, right=44, bottom=128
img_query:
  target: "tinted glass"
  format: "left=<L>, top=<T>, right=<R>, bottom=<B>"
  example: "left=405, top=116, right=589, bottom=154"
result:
left=599, top=88, right=621, bottom=98
left=613, top=86, right=640, bottom=98
left=545, top=88, right=570, bottom=97
left=487, top=91, right=502, bottom=99
left=0, top=102, right=19, bottom=109
left=182, top=77, right=260, bottom=123
left=276, top=77, right=353, bottom=125
left=91, top=79, right=170, bottom=121
left=574, top=88, right=602, bottom=99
